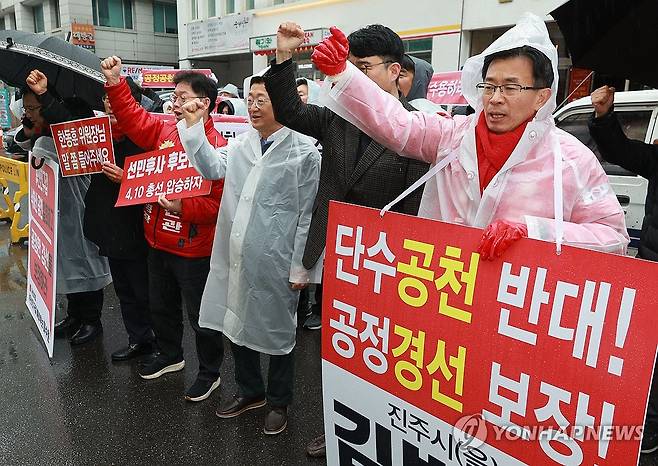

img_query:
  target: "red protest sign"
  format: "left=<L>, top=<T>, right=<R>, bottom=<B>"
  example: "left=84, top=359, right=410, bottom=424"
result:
left=50, top=116, right=114, bottom=177
left=115, top=146, right=211, bottom=207
left=427, top=71, right=468, bottom=105
left=141, top=69, right=214, bottom=88
left=322, top=201, right=658, bottom=466
left=26, top=158, right=59, bottom=358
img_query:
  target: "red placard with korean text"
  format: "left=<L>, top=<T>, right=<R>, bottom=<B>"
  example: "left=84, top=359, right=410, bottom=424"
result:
left=115, top=146, right=211, bottom=207
left=427, top=71, right=468, bottom=106
left=322, top=201, right=658, bottom=466
left=568, top=68, right=594, bottom=103
left=141, top=69, right=214, bottom=88
left=26, top=157, right=59, bottom=358
left=50, top=116, right=114, bottom=177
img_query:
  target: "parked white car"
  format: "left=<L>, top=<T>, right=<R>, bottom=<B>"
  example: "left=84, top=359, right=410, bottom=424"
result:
left=554, top=90, right=658, bottom=247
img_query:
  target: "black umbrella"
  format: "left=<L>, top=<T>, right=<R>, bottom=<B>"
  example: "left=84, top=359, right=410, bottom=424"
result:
left=551, top=0, right=658, bottom=88
left=0, top=30, right=105, bottom=109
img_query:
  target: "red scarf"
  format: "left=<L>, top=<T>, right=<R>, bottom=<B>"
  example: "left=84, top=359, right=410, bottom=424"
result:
left=475, top=112, right=530, bottom=193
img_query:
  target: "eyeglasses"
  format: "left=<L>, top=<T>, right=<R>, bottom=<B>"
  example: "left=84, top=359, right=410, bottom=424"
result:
left=476, top=82, right=544, bottom=97
left=23, top=105, right=42, bottom=113
left=246, top=97, right=271, bottom=109
left=356, top=60, right=393, bottom=75
left=170, top=94, right=206, bottom=104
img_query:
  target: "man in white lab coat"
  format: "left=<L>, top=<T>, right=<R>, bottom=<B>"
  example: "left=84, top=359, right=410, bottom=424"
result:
left=177, top=76, right=321, bottom=435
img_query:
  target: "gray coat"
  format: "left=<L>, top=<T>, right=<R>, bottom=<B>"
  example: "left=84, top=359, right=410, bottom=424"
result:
left=32, top=137, right=111, bottom=294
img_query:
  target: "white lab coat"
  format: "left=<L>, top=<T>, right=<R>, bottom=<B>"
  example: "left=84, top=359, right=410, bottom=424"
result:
left=321, top=14, right=629, bottom=255
left=178, top=120, right=321, bottom=355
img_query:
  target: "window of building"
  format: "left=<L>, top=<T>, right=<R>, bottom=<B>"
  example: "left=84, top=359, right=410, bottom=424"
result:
left=208, top=0, right=215, bottom=17
left=403, top=37, right=432, bottom=64
left=273, top=0, right=284, bottom=5
left=246, top=0, right=255, bottom=9
left=189, top=0, right=198, bottom=20
left=154, top=2, right=177, bottom=33
left=52, top=0, right=61, bottom=29
left=33, top=4, right=45, bottom=33
left=225, top=0, right=235, bottom=14
left=92, top=0, right=133, bottom=29
left=0, top=17, right=5, bottom=31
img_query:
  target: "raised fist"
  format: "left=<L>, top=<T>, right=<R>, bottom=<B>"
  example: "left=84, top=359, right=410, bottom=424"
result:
left=100, top=55, right=123, bottom=86
left=26, top=69, right=48, bottom=96
left=311, top=26, right=349, bottom=76
left=277, top=22, right=305, bottom=52
left=591, top=85, right=615, bottom=118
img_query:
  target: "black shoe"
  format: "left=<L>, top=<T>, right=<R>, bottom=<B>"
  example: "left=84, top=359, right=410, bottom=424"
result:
left=185, top=376, right=221, bottom=402
left=641, top=426, right=658, bottom=454
left=54, top=316, right=81, bottom=338
left=216, top=395, right=266, bottom=418
left=111, top=342, right=153, bottom=362
left=306, top=433, right=326, bottom=458
left=70, top=323, right=103, bottom=346
left=303, top=313, right=322, bottom=330
left=264, top=407, right=288, bottom=435
left=139, top=356, right=185, bottom=380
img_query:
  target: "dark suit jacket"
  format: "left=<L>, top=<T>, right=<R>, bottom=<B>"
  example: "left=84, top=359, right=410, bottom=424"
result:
left=264, top=59, right=430, bottom=269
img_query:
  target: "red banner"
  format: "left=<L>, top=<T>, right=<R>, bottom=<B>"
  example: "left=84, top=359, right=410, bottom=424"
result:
left=26, top=158, right=59, bottom=358
left=50, top=116, right=114, bottom=177
left=426, top=71, right=468, bottom=105
left=322, top=201, right=658, bottom=466
left=70, top=22, right=95, bottom=52
left=568, top=68, right=594, bottom=103
left=115, top=146, right=211, bottom=207
left=141, top=69, right=214, bottom=88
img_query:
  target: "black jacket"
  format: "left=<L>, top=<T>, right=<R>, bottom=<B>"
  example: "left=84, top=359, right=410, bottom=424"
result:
left=589, top=110, right=658, bottom=260
left=83, top=137, right=147, bottom=259
left=264, top=59, right=430, bottom=269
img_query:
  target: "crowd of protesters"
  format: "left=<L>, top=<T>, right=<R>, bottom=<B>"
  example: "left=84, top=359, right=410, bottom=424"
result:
left=19, top=12, right=658, bottom=457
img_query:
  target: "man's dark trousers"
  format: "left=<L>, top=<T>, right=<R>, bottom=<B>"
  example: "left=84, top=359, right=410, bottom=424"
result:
left=147, top=247, right=224, bottom=381
left=230, top=341, right=295, bottom=407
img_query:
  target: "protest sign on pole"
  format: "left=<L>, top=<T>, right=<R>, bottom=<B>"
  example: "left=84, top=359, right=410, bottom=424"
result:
left=322, top=201, right=658, bottom=466
left=141, top=69, right=215, bottom=88
left=26, top=156, right=59, bottom=358
left=50, top=116, right=114, bottom=177
left=426, top=71, right=468, bottom=106
left=115, top=146, right=211, bottom=207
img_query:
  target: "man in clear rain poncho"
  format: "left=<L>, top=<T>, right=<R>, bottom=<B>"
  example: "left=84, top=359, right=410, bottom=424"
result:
left=309, top=14, right=629, bottom=258
left=177, top=75, right=321, bottom=436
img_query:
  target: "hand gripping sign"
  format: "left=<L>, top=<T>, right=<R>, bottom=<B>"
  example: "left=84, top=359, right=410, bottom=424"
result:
left=322, top=201, right=658, bottom=466
left=50, top=115, right=115, bottom=177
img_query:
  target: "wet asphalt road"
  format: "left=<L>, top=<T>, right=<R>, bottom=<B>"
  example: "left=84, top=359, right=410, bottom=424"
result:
left=1, top=218, right=658, bottom=466
left=0, top=222, right=326, bottom=465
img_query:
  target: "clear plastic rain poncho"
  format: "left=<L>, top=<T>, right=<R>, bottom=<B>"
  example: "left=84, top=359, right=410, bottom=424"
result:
left=176, top=108, right=321, bottom=355
left=321, top=13, right=629, bottom=255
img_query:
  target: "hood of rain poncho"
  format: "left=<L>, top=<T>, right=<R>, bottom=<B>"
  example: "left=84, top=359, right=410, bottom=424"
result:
left=219, top=97, right=248, bottom=116
left=407, top=56, right=434, bottom=101
left=461, top=13, right=558, bottom=122
left=296, top=77, right=323, bottom=106
left=218, top=83, right=239, bottom=98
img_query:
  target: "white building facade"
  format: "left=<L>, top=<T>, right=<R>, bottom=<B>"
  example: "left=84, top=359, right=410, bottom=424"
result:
left=0, top=0, right=180, bottom=67
left=175, top=0, right=577, bottom=99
